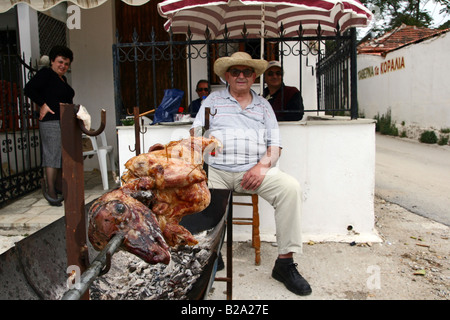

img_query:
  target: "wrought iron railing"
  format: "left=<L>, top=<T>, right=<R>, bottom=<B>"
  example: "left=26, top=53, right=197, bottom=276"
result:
left=316, top=27, right=358, bottom=118
left=0, top=32, right=42, bottom=207
left=113, top=24, right=358, bottom=124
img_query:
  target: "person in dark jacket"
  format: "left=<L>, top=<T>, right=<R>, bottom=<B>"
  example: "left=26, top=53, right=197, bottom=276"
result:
left=263, top=60, right=304, bottom=121
left=25, top=46, right=75, bottom=206
left=188, top=79, right=210, bottom=117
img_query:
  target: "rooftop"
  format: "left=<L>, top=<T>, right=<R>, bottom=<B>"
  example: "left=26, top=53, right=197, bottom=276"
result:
left=357, top=23, right=450, bottom=56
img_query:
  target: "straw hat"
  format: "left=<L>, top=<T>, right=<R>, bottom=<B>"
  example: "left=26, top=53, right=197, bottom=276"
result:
left=214, top=52, right=268, bottom=79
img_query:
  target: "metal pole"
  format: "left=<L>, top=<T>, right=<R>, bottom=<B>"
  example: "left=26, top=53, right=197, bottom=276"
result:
left=61, top=233, right=125, bottom=300
left=213, top=193, right=233, bottom=300
left=133, top=106, right=141, bottom=155
left=350, top=27, right=358, bottom=119
left=226, top=192, right=233, bottom=300
left=260, top=4, right=265, bottom=94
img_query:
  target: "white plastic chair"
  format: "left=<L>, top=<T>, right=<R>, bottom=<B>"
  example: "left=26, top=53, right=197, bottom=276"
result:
left=82, top=132, right=116, bottom=190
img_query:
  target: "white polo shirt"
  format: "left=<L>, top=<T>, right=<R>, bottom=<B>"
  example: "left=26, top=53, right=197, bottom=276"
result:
left=192, top=88, right=282, bottom=172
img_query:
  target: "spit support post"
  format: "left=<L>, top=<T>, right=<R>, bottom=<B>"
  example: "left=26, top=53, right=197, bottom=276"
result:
left=133, top=106, right=141, bottom=156
left=60, top=103, right=106, bottom=300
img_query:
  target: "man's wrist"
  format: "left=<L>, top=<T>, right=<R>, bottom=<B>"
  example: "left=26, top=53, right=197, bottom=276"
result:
left=258, top=158, right=271, bottom=169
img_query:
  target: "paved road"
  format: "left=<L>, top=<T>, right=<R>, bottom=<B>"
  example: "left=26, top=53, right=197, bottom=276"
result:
left=375, top=133, right=450, bottom=226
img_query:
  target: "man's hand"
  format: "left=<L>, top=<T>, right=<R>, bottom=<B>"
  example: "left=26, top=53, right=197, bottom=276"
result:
left=240, top=162, right=270, bottom=190
left=240, top=146, right=281, bottom=190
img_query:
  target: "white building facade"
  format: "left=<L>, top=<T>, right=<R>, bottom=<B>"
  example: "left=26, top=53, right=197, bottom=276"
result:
left=357, top=29, right=450, bottom=134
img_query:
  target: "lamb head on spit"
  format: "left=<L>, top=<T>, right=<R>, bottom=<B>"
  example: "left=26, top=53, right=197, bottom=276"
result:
left=88, top=188, right=170, bottom=265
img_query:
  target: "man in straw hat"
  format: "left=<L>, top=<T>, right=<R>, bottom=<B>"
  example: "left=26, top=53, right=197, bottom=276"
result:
left=190, top=51, right=312, bottom=296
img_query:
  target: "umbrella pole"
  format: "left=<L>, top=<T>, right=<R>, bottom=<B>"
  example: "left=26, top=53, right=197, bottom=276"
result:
left=260, top=4, right=265, bottom=94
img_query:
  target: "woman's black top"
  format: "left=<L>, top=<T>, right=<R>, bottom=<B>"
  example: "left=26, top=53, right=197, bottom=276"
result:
left=24, top=67, right=75, bottom=121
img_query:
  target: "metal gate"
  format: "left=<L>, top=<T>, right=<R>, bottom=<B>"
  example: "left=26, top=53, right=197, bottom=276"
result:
left=316, top=27, right=358, bottom=119
left=0, top=31, right=42, bottom=207
left=113, top=25, right=358, bottom=122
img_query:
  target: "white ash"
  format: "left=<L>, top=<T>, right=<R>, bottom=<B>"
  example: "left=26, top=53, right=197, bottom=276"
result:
left=89, top=230, right=215, bottom=300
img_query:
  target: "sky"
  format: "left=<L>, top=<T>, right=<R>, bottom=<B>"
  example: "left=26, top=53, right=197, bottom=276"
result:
left=357, top=0, right=449, bottom=39
left=424, top=0, right=449, bottom=27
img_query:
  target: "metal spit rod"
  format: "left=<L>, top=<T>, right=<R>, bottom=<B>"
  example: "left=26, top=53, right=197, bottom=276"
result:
left=61, top=233, right=125, bottom=300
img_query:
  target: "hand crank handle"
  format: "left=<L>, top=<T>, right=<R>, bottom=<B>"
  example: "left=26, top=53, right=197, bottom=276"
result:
left=77, top=106, right=106, bottom=136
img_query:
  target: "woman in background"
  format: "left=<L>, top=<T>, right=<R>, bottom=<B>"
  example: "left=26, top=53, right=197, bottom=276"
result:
left=25, top=46, right=75, bottom=206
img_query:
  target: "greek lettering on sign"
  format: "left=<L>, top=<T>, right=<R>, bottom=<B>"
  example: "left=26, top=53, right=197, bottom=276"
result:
left=358, top=66, right=374, bottom=80
left=380, top=56, right=405, bottom=74
left=358, top=56, right=405, bottom=80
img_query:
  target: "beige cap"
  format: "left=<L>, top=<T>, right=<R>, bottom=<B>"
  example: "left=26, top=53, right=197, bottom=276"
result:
left=266, top=60, right=282, bottom=71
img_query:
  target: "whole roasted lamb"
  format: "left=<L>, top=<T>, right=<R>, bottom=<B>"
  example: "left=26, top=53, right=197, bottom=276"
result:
left=88, top=136, right=220, bottom=265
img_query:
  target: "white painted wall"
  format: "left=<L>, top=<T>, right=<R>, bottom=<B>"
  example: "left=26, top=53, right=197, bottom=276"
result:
left=16, top=4, right=40, bottom=68
left=253, top=118, right=378, bottom=243
left=68, top=2, right=117, bottom=170
left=357, top=31, right=450, bottom=130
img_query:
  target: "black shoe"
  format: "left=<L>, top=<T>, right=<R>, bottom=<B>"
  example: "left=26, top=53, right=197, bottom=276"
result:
left=272, top=258, right=312, bottom=296
left=41, top=179, right=63, bottom=206
left=48, top=199, right=62, bottom=207
left=42, top=189, right=63, bottom=207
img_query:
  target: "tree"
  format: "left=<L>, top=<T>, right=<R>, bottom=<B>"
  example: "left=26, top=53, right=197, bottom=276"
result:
left=360, top=0, right=450, bottom=35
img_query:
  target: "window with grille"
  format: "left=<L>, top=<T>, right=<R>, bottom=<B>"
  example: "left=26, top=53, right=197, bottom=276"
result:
left=38, top=12, right=67, bottom=56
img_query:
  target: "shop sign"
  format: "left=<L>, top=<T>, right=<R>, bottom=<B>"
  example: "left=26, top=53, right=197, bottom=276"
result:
left=358, top=56, right=405, bottom=80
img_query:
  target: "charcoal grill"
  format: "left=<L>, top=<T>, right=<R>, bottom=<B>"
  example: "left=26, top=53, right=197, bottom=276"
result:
left=0, top=189, right=231, bottom=300
left=0, top=105, right=233, bottom=300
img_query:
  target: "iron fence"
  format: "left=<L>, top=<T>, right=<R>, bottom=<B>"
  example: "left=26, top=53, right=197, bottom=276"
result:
left=0, top=31, right=42, bottom=207
left=113, top=24, right=358, bottom=123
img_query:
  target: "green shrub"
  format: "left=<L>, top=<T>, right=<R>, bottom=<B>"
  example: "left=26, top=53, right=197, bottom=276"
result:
left=374, top=109, right=398, bottom=136
left=419, top=131, right=438, bottom=144
left=438, top=134, right=449, bottom=146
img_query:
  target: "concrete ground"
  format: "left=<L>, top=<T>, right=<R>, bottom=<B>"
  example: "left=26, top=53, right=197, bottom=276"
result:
left=0, top=169, right=108, bottom=237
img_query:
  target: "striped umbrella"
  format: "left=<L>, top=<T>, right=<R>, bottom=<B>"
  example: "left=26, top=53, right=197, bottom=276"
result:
left=157, top=0, right=373, bottom=39
left=0, top=0, right=151, bottom=13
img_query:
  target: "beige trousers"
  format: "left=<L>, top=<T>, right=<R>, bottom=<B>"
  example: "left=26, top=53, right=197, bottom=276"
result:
left=208, top=166, right=303, bottom=255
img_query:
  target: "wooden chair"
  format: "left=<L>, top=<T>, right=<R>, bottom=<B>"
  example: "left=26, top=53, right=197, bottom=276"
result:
left=232, top=192, right=261, bottom=265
